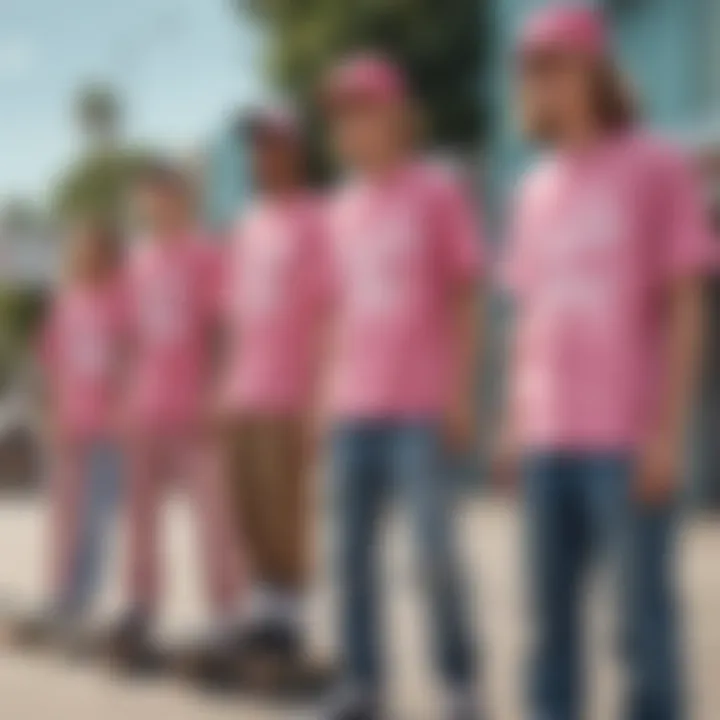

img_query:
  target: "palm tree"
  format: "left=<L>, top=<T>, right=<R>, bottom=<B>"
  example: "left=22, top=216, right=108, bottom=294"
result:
left=75, top=83, right=122, bottom=151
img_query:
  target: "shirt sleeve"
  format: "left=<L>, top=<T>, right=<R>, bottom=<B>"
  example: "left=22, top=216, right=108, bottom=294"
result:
left=219, top=216, right=245, bottom=322
left=111, top=271, right=133, bottom=345
left=306, top=199, right=337, bottom=313
left=200, top=241, right=228, bottom=322
left=654, top=146, right=717, bottom=283
left=431, top=168, right=485, bottom=284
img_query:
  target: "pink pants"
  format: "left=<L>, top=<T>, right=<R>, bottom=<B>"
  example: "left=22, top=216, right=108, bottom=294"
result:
left=126, top=429, right=242, bottom=617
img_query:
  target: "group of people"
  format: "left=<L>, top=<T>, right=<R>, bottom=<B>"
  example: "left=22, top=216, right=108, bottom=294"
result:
left=28, top=5, right=717, bottom=720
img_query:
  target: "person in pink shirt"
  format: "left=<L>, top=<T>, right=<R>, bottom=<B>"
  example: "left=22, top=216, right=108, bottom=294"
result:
left=216, top=106, right=327, bottom=666
left=113, top=161, right=241, bottom=668
left=319, top=55, right=486, bottom=720
left=30, top=218, right=126, bottom=640
left=498, top=6, right=716, bottom=720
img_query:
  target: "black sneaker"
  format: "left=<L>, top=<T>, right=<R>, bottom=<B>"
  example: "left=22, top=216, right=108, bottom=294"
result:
left=179, top=626, right=242, bottom=689
left=242, top=617, right=303, bottom=663
left=105, top=609, right=160, bottom=673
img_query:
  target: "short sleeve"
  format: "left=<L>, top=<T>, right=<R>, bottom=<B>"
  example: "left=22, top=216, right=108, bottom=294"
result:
left=653, top=147, right=716, bottom=282
left=199, top=241, right=228, bottom=322
left=430, top=168, right=485, bottom=284
left=36, top=302, right=60, bottom=372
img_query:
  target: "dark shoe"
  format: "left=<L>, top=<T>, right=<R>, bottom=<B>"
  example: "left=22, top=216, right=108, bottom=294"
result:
left=177, top=627, right=242, bottom=690
left=242, top=617, right=303, bottom=663
left=105, top=609, right=160, bottom=673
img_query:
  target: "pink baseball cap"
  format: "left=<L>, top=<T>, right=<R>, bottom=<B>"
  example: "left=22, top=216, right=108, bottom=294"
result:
left=518, top=4, right=609, bottom=60
left=322, top=54, right=408, bottom=109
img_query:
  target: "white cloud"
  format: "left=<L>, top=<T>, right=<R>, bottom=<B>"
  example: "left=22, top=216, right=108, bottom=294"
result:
left=0, top=37, right=38, bottom=80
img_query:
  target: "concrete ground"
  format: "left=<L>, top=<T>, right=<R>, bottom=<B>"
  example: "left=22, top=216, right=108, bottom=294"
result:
left=0, top=496, right=717, bottom=719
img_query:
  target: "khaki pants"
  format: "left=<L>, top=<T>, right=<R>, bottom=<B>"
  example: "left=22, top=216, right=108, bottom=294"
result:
left=223, top=415, right=310, bottom=592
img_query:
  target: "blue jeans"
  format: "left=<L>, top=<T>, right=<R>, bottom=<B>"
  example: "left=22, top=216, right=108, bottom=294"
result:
left=59, top=442, right=121, bottom=617
left=523, top=453, right=682, bottom=720
left=330, top=420, right=476, bottom=692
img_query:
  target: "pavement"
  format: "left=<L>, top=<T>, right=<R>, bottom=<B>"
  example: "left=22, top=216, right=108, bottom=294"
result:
left=0, top=496, right=717, bottom=719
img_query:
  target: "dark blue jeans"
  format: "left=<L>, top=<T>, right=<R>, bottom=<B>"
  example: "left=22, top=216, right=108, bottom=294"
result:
left=330, top=420, right=476, bottom=692
left=523, top=453, right=682, bottom=720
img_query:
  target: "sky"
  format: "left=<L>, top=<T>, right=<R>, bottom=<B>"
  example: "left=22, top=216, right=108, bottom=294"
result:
left=0, top=0, right=266, bottom=204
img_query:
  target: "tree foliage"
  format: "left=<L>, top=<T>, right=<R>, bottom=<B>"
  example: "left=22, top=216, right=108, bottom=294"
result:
left=0, top=289, right=46, bottom=389
left=237, top=0, right=489, bottom=151
left=52, top=84, right=153, bottom=225
left=52, top=148, right=152, bottom=226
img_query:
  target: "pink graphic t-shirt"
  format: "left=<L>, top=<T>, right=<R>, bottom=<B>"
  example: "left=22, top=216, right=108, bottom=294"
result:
left=502, top=131, right=716, bottom=451
left=40, top=277, right=128, bottom=441
left=220, top=194, right=328, bottom=414
left=126, top=232, right=221, bottom=433
left=325, top=160, right=485, bottom=419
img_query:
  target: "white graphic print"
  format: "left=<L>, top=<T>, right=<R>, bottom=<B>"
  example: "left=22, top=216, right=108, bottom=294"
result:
left=70, top=335, right=108, bottom=378
left=343, top=210, right=418, bottom=319
left=538, top=189, right=625, bottom=324
left=238, top=224, right=294, bottom=319
left=142, top=271, right=190, bottom=343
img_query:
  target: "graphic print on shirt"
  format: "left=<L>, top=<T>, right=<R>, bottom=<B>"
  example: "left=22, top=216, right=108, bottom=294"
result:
left=340, top=206, right=420, bottom=320
left=139, top=266, right=191, bottom=345
left=235, top=218, right=296, bottom=321
left=533, top=185, right=627, bottom=329
left=61, top=304, right=113, bottom=380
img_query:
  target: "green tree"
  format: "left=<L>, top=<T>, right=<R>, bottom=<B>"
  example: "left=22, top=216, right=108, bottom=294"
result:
left=0, top=199, right=50, bottom=383
left=52, top=147, right=151, bottom=226
left=0, top=289, right=46, bottom=386
left=236, top=0, right=490, bottom=152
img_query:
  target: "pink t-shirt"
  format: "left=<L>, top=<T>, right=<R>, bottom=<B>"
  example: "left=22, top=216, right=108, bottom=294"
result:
left=220, top=194, right=328, bottom=414
left=40, top=278, right=128, bottom=440
left=502, top=131, right=716, bottom=451
left=126, top=232, right=221, bottom=432
left=325, top=160, right=484, bottom=419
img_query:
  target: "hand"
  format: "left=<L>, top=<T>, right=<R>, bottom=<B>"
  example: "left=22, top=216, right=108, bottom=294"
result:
left=635, top=434, right=682, bottom=507
left=492, top=425, right=521, bottom=495
left=443, top=398, right=476, bottom=454
left=304, top=404, right=329, bottom=459
left=202, top=397, right=228, bottom=438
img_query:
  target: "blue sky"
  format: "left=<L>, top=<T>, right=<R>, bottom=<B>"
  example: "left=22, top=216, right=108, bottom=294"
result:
left=0, top=0, right=265, bottom=203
